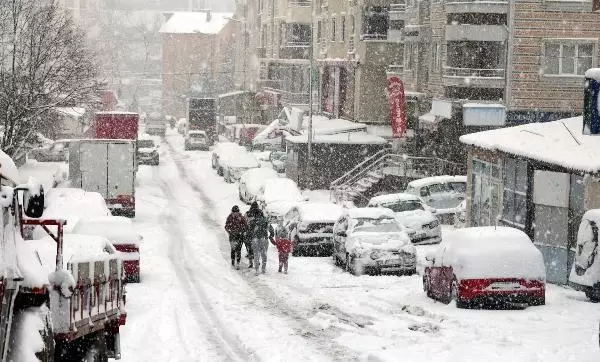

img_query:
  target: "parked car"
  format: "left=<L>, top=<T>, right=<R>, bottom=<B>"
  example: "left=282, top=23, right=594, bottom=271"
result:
left=220, top=150, right=260, bottom=183
left=72, top=216, right=143, bottom=283
left=405, top=175, right=467, bottom=224
left=269, top=151, right=287, bottom=173
left=332, top=208, right=416, bottom=276
left=423, top=226, right=546, bottom=308
left=238, top=168, right=279, bottom=204
left=367, top=193, right=441, bottom=245
left=569, top=210, right=600, bottom=302
left=283, top=202, right=344, bottom=256
left=185, top=130, right=209, bottom=150
left=137, top=137, right=160, bottom=165
left=211, top=142, right=246, bottom=173
left=28, top=140, right=70, bottom=162
left=256, top=178, right=306, bottom=223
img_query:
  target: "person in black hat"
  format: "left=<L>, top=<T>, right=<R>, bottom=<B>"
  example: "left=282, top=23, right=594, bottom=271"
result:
left=225, top=205, right=247, bottom=269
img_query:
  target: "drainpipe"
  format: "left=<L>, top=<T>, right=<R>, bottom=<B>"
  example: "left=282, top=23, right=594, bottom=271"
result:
left=504, top=0, right=514, bottom=122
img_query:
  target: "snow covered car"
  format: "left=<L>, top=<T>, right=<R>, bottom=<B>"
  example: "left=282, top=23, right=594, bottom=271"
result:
left=211, top=142, right=246, bottom=173
left=332, top=208, right=416, bottom=276
left=31, top=188, right=112, bottom=239
left=367, top=193, right=441, bottom=245
left=72, top=216, right=143, bottom=283
left=283, top=202, right=344, bottom=256
left=256, top=178, right=306, bottom=223
left=220, top=149, right=260, bottom=183
left=136, top=138, right=160, bottom=165
left=423, top=227, right=546, bottom=308
left=405, top=175, right=467, bottom=224
left=238, top=168, right=279, bottom=204
left=569, top=210, right=600, bottom=302
left=269, top=151, right=287, bottom=173
left=184, top=130, right=209, bottom=150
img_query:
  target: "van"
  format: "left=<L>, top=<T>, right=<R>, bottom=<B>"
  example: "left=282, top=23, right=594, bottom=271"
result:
left=405, top=176, right=467, bottom=223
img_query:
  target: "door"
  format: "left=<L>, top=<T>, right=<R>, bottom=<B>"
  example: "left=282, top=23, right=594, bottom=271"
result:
left=107, top=142, right=135, bottom=199
left=80, top=143, right=108, bottom=197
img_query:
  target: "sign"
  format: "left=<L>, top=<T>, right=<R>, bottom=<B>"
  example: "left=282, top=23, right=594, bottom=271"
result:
left=386, top=76, right=407, bottom=139
left=583, top=75, right=600, bottom=135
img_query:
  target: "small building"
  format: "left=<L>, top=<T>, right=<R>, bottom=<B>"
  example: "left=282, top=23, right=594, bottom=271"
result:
left=460, top=116, right=600, bottom=284
left=54, top=107, right=87, bottom=138
left=285, top=132, right=388, bottom=189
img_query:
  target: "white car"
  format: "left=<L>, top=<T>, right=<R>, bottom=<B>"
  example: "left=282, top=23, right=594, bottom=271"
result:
left=405, top=175, right=467, bottom=224
left=238, top=168, right=279, bottom=204
left=256, top=178, right=306, bottom=223
left=367, top=193, right=441, bottom=245
left=211, top=142, right=246, bottom=174
left=220, top=149, right=260, bottom=183
left=283, top=202, right=344, bottom=256
left=332, top=207, right=416, bottom=276
left=184, top=130, right=209, bottom=150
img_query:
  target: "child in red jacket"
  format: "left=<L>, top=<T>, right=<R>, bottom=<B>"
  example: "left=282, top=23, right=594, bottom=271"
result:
left=271, top=224, right=292, bottom=273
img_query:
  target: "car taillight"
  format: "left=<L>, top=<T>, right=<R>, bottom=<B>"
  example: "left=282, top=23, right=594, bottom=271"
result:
left=520, top=280, right=545, bottom=289
left=116, top=195, right=135, bottom=206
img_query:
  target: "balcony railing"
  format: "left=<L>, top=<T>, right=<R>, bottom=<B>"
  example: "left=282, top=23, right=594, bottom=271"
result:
left=444, top=67, right=505, bottom=78
left=361, top=33, right=388, bottom=41
left=390, top=3, right=406, bottom=12
left=289, top=0, right=311, bottom=6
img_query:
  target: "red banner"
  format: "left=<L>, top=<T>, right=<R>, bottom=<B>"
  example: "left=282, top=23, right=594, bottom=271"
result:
left=387, top=76, right=407, bottom=138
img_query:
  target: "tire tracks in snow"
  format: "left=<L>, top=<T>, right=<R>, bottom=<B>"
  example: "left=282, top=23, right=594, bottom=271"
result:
left=164, top=138, right=360, bottom=361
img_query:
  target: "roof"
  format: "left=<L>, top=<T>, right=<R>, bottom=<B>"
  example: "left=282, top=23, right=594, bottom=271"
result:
left=55, top=107, right=86, bottom=118
left=159, top=11, right=232, bottom=35
left=460, top=116, right=600, bottom=173
left=0, top=149, right=19, bottom=185
left=286, top=132, right=387, bottom=145
left=306, top=117, right=368, bottom=135
left=407, top=175, right=467, bottom=188
left=369, top=193, right=421, bottom=205
left=345, top=207, right=396, bottom=220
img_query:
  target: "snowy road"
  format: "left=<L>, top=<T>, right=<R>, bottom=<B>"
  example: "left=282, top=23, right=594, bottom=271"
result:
left=25, top=128, right=598, bottom=361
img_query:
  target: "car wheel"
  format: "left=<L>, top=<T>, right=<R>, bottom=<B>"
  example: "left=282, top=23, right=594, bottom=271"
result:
left=529, top=296, right=546, bottom=306
left=451, top=277, right=467, bottom=308
left=345, top=253, right=356, bottom=275
left=218, top=167, right=224, bottom=176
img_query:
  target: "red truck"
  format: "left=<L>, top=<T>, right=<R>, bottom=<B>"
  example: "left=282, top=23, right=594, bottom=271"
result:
left=0, top=152, right=127, bottom=361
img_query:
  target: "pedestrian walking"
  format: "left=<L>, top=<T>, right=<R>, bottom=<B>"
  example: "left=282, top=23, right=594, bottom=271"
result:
left=225, top=205, right=247, bottom=269
left=246, top=202, right=274, bottom=275
left=244, top=201, right=262, bottom=268
left=270, top=223, right=292, bottom=274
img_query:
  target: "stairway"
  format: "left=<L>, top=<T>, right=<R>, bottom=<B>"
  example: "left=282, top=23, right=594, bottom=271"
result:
left=330, top=149, right=463, bottom=205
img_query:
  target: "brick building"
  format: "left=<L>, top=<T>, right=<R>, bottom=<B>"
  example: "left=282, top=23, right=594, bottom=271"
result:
left=160, top=11, right=233, bottom=118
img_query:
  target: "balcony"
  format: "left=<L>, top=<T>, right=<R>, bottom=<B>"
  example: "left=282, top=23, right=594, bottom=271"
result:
left=390, top=2, right=406, bottom=21
left=445, top=0, right=508, bottom=14
left=445, top=24, right=507, bottom=42
left=279, top=43, right=310, bottom=59
left=442, top=67, right=505, bottom=88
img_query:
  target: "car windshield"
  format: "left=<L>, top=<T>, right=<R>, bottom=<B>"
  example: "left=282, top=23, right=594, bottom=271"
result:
left=190, top=133, right=206, bottom=139
left=353, top=217, right=401, bottom=233
left=382, top=200, right=424, bottom=213
left=137, top=140, right=154, bottom=148
left=449, top=182, right=466, bottom=193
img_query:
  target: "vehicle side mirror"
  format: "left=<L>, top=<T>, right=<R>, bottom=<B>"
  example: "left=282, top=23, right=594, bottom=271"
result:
left=425, top=253, right=435, bottom=263
left=23, top=186, right=44, bottom=218
left=336, top=231, right=347, bottom=237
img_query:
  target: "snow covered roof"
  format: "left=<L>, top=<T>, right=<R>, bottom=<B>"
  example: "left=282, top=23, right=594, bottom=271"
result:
left=460, top=116, right=600, bottom=173
left=29, top=234, right=117, bottom=271
left=306, top=117, right=368, bottom=135
left=55, top=107, right=85, bottom=118
left=585, top=68, right=600, bottom=81
left=368, top=193, right=421, bottom=205
left=345, top=207, right=396, bottom=220
left=407, top=175, right=467, bottom=189
left=159, top=11, right=232, bottom=35
left=0, top=149, right=19, bottom=185
left=286, top=132, right=387, bottom=145
left=296, top=202, right=344, bottom=223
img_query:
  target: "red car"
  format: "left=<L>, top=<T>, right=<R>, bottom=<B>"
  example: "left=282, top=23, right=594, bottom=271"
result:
left=423, top=226, right=546, bottom=308
left=72, top=216, right=142, bottom=283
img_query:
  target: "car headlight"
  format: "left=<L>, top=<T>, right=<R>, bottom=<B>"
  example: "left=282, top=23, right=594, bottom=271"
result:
left=426, top=220, right=440, bottom=229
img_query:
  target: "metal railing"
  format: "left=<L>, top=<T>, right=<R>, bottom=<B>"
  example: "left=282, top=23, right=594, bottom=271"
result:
left=444, top=66, right=505, bottom=78
left=289, top=0, right=311, bottom=6
left=390, top=3, right=406, bottom=12
left=361, top=33, right=388, bottom=41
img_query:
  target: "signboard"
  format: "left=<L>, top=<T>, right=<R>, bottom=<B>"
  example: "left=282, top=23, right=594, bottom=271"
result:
left=386, top=76, right=407, bottom=139
left=583, top=75, right=600, bottom=135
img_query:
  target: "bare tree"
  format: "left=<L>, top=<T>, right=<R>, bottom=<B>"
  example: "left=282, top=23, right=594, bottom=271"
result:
left=0, top=0, right=99, bottom=158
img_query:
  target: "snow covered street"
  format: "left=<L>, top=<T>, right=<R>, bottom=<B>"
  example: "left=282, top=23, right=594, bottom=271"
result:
left=20, top=129, right=600, bottom=361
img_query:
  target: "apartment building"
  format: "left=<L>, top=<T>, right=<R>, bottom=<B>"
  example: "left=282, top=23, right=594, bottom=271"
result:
left=315, top=0, right=404, bottom=124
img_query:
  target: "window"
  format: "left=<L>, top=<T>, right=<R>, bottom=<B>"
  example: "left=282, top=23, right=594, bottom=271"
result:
left=543, top=41, right=595, bottom=76
left=405, top=43, right=416, bottom=71
left=471, top=158, right=502, bottom=227
left=317, top=21, right=322, bottom=43
left=431, top=42, right=442, bottom=73
left=331, top=18, right=336, bottom=41
left=501, top=157, right=528, bottom=228
left=362, top=6, right=389, bottom=40
left=341, top=16, right=346, bottom=42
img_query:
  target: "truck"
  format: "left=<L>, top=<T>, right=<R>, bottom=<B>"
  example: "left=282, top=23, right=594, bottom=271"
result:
left=88, top=112, right=139, bottom=140
left=0, top=150, right=127, bottom=361
left=145, top=112, right=166, bottom=136
left=187, top=97, right=217, bottom=146
left=68, top=139, right=137, bottom=218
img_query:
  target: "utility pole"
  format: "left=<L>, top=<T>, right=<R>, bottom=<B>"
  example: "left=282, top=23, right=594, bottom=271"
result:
left=306, top=0, right=315, bottom=188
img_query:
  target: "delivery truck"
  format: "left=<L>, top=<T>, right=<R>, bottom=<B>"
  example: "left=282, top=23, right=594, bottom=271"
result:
left=187, top=97, right=216, bottom=146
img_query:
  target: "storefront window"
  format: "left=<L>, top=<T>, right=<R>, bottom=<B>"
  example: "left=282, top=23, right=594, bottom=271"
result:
left=471, top=158, right=502, bottom=227
left=501, top=157, right=528, bottom=228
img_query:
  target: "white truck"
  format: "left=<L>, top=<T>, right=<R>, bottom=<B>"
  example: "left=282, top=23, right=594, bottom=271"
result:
left=68, top=139, right=137, bottom=218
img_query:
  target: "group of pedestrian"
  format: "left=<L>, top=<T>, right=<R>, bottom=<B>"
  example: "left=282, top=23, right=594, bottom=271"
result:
left=225, top=202, right=292, bottom=275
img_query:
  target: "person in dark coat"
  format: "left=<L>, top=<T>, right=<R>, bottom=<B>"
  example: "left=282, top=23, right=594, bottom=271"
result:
left=225, top=205, right=248, bottom=269
left=244, top=201, right=262, bottom=268
left=246, top=201, right=274, bottom=275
